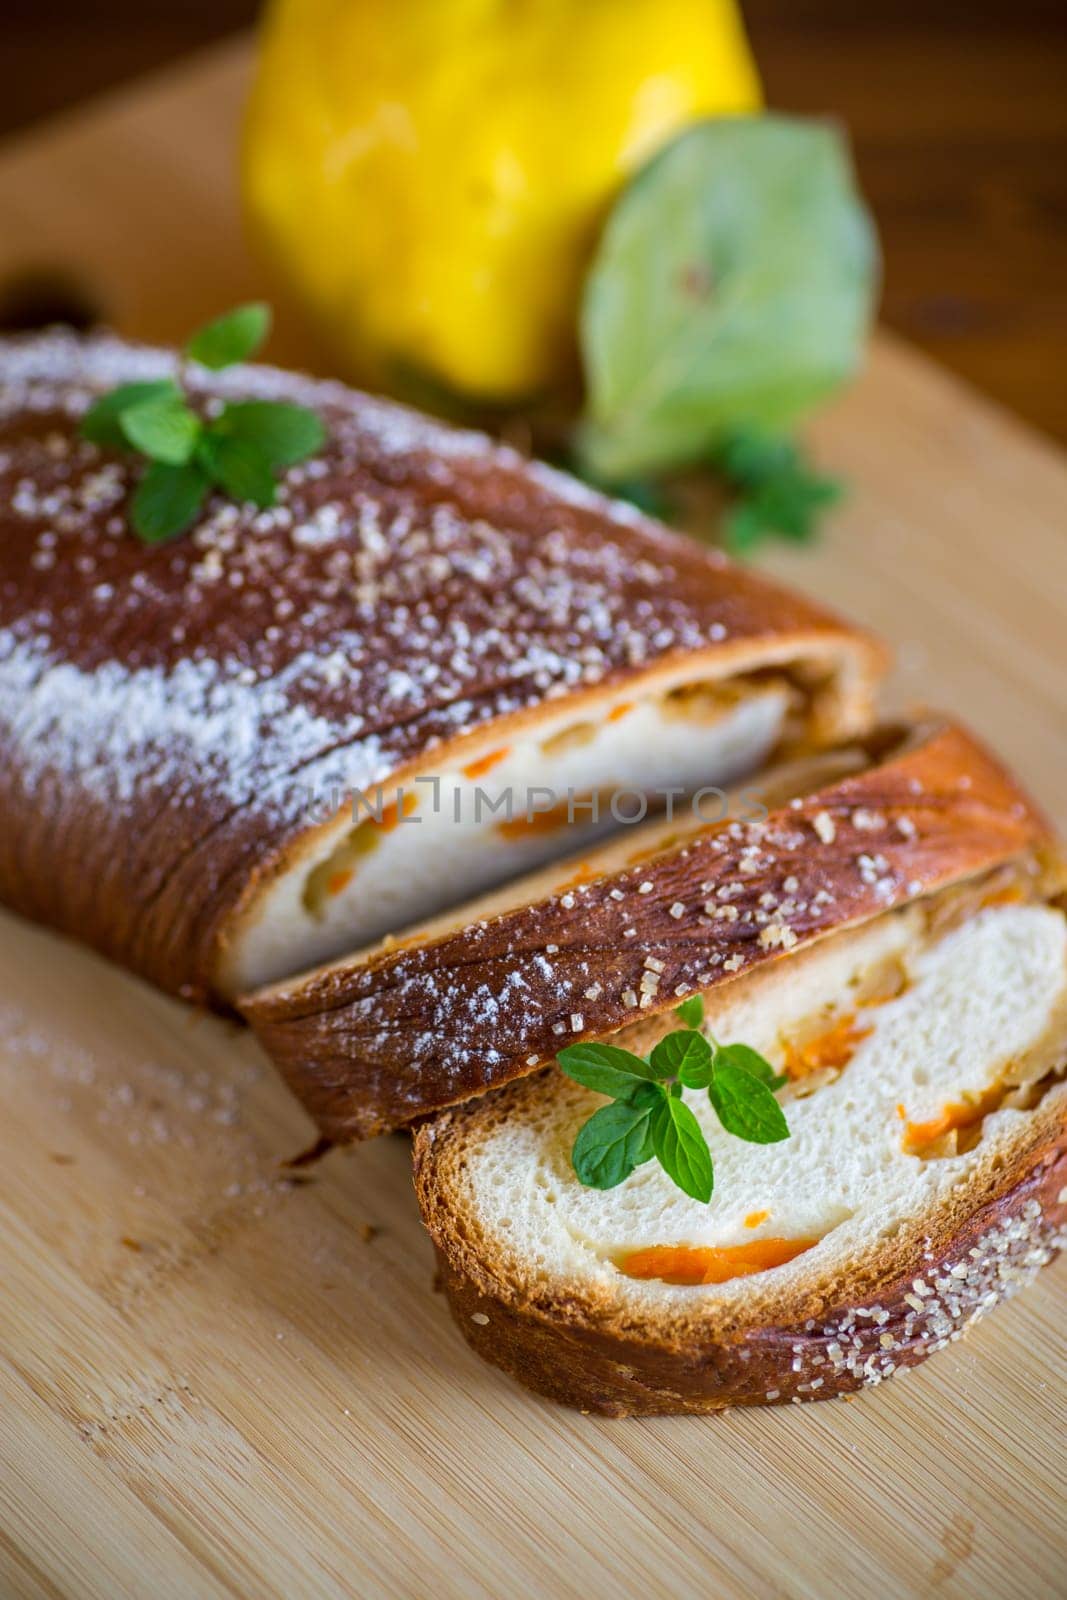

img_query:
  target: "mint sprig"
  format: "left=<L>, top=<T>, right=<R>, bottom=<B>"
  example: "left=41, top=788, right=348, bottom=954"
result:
left=557, top=994, right=789, bottom=1203
left=185, top=302, right=272, bottom=370
left=716, top=431, right=844, bottom=556
left=132, top=462, right=209, bottom=544
left=674, top=994, right=706, bottom=1030
left=80, top=303, right=327, bottom=543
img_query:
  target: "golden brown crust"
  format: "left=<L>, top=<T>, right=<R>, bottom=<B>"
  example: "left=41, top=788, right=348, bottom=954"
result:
left=0, top=332, right=881, bottom=1002
left=243, top=720, right=1059, bottom=1139
left=415, top=1087, right=1067, bottom=1416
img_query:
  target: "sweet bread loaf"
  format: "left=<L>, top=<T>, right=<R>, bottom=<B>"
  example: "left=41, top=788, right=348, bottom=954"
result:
left=0, top=331, right=882, bottom=1002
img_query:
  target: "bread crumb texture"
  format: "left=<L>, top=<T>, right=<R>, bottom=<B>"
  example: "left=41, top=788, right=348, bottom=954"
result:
left=418, top=902, right=1067, bottom=1410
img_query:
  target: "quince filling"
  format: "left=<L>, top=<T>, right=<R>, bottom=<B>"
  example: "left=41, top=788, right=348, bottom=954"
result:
left=302, top=671, right=800, bottom=918
left=612, top=877, right=1067, bottom=1288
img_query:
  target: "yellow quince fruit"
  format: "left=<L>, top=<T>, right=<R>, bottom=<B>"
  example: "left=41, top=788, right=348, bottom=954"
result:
left=243, top=0, right=761, bottom=404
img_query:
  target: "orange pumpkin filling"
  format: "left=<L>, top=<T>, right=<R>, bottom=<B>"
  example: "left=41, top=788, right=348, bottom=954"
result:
left=496, top=791, right=613, bottom=840
left=557, top=860, right=598, bottom=892
left=782, top=1013, right=873, bottom=1080
left=324, top=790, right=419, bottom=891
left=901, top=1083, right=1006, bottom=1155
left=496, top=801, right=574, bottom=840
left=378, top=792, right=419, bottom=832
left=980, top=885, right=1027, bottom=910
left=462, top=747, right=511, bottom=780
left=626, top=833, right=681, bottom=867
left=618, top=1238, right=816, bottom=1286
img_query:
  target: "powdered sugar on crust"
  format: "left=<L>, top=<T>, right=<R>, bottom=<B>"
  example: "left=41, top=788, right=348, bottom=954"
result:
left=265, top=812, right=908, bottom=1092
left=0, top=332, right=665, bottom=533
left=246, top=722, right=1052, bottom=1139
left=3, top=639, right=365, bottom=811
left=776, top=1195, right=1067, bottom=1401
left=0, top=333, right=871, bottom=997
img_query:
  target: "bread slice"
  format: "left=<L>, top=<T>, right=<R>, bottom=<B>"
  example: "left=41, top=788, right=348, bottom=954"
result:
left=414, top=884, right=1067, bottom=1416
left=0, top=331, right=882, bottom=1002
left=231, top=666, right=807, bottom=992
left=243, top=718, right=1058, bottom=1139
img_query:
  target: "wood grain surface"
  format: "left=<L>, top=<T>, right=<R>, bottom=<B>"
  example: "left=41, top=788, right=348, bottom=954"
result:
left=0, top=40, right=1065, bottom=1600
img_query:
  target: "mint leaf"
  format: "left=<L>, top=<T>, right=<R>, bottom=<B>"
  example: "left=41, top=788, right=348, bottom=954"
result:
left=650, top=1029, right=712, bottom=1086
left=563, top=1021, right=786, bottom=1198
left=80, top=379, right=179, bottom=450
left=82, top=304, right=326, bottom=546
left=131, top=461, right=208, bottom=543
left=717, top=432, right=797, bottom=483
left=604, top=477, right=677, bottom=522
left=198, top=434, right=277, bottom=509
left=572, top=1098, right=657, bottom=1190
left=651, top=1094, right=713, bottom=1202
left=186, top=302, right=270, bottom=370
left=708, top=1058, right=790, bottom=1144
left=716, top=1041, right=788, bottom=1092
left=216, top=400, right=326, bottom=468
left=578, top=116, right=877, bottom=482
left=720, top=434, right=844, bottom=556
left=676, top=1056, right=717, bottom=1092
left=557, top=1040, right=658, bottom=1099
left=120, top=394, right=202, bottom=465
left=675, top=995, right=704, bottom=1029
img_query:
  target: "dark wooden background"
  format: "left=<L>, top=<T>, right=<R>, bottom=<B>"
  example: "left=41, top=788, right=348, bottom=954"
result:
left=4, top=0, right=1066, bottom=441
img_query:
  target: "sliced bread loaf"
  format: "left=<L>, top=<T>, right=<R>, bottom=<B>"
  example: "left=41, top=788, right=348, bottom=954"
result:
left=414, top=885, right=1067, bottom=1415
left=244, top=718, right=1057, bottom=1138
left=0, top=331, right=882, bottom=1001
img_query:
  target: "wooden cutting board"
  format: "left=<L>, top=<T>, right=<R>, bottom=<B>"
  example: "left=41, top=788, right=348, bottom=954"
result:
left=0, top=40, right=1064, bottom=1600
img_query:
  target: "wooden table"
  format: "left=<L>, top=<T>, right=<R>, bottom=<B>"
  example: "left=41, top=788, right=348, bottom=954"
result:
left=0, top=40, right=1065, bottom=1600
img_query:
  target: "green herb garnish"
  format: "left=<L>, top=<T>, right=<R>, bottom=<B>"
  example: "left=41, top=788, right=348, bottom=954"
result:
left=80, top=303, right=326, bottom=543
left=716, top=431, right=844, bottom=556
left=185, top=303, right=272, bottom=370
left=558, top=994, right=789, bottom=1203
